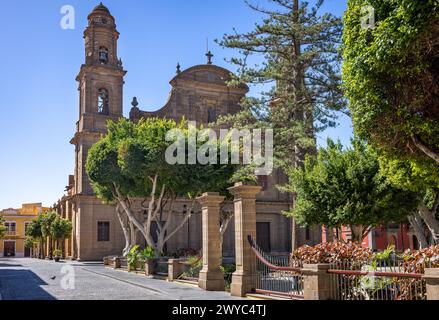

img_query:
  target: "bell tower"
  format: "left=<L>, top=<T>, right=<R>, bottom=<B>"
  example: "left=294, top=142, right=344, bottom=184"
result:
left=72, top=3, right=126, bottom=195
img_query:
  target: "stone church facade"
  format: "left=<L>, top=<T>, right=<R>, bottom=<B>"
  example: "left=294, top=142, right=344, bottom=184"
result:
left=56, top=3, right=320, bottom=261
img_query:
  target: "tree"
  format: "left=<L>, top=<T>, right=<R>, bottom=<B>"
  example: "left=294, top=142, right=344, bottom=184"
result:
left=50, top=217, right=73, bottom=252
left=87, top=118, right=239, bottom=256
left=343, top=0, right=439, bottom=168
left=41, top=211, right=58, bottom=259
left=217, top=0, right=346, bottom=171
left=283, top=139, right=419, bottom=242
left=25, top=215, right=44, bottom=258
left=379, top=156, right=439, bottom=246
left=0, top=216, right=6, bottom=239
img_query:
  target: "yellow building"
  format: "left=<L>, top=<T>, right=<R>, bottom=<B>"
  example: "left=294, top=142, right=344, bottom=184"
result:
left=0, top=203, right=49, bottom=257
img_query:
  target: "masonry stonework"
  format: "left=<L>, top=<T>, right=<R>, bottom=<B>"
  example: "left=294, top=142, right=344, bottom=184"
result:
left=56, top=3, right=316, bottom=261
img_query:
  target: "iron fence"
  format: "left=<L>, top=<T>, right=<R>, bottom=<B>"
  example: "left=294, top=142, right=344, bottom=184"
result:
left=248, top=236, right=304, bottom=300
left=328, top=259, right=426, bottom=300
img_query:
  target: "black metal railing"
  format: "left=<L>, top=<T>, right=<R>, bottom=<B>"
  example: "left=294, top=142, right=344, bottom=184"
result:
left=248, top=235, right=304, bottom=300
left=328, top=259, right=426, bottom=300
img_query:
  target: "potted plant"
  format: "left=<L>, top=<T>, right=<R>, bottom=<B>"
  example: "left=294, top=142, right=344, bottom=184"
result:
left=127, top=245, right=140, bottom=272
left=139, top=246, right=155, bottom=276
left=53, top=249, right=63, bottom=262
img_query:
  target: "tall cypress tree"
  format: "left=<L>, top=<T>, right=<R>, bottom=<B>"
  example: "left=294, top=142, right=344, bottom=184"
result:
left=217, top=0, right=346, bottom=170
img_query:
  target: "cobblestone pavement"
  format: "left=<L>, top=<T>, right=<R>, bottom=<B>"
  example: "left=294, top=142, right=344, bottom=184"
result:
left=0, top=258, right=244, bottom=300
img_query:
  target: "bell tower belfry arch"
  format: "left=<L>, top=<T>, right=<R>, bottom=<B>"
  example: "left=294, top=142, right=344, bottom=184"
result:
left=72, top=3, right=126, bottom=195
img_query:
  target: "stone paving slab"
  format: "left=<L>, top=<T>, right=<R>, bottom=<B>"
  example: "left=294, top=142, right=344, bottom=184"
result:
left=0, top=258, right=244, bottom=301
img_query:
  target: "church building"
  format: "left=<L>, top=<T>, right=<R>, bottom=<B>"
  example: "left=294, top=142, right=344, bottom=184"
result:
left=56, top=3, right=320, bottom=261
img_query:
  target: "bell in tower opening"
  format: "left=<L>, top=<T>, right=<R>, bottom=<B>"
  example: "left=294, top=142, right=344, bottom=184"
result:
left=99, top=47, right=109, bottom=64
left=98, top=88, right=109, bottom=114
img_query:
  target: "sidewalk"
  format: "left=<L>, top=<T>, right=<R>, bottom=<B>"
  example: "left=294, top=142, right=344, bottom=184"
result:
left=81, top=263, right=244, bottom=300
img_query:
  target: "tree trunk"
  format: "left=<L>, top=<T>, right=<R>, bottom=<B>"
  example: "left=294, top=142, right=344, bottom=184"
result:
left=418, top=204, right=439, bottom=244
left=116, top=204, right=132, bottom=257
left=219, top=210, right=234, bottom=260
left=408, top=214, right=429, bottom=249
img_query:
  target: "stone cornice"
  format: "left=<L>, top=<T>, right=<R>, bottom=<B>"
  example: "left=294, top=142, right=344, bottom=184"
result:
left=76, top=64, right=127, bottom=82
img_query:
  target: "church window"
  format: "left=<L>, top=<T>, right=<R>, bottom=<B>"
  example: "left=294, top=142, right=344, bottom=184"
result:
left=99, top=47, right=109, bottom=64
left=97, top=221, right=110, bottom=242
left=98, top=88, right=109, bottom=114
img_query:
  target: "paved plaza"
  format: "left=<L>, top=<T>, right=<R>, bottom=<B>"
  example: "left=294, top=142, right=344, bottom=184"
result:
left=0, top=258, right=243, bottom=300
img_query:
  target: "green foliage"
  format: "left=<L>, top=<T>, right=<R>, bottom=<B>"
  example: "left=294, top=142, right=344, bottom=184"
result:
left=41, top=211, right=58, bottom=239
left=0, top=216, right=6, bottom=239
left=139, top=247, right=155, bottom=260
left=217, top=0, right=346, bottom=170
left=53, top=249, right=63, bottom=257
left=25, top=215, right=44, bottom=240
left=24, top=236, right=35, bottom=249
left=220, top=264, right=236, bottom=291
left=284, top=138, right=419, bottom=241
left=180, top=255, right=203, bottom=279
left=343, top=0, right=439, bottom=171
left=86, top=117, right=239, bottom=203
left=50, top=217, right=72, bottom=242
left=127, top=245, right=140, bottom=269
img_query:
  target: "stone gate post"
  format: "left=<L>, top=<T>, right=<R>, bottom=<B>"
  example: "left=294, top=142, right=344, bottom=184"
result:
left=228, top=182, right=261, bottom=297
left=424, top=268, right=439, bottom=300
left=197, top=192, right=225, bottom=291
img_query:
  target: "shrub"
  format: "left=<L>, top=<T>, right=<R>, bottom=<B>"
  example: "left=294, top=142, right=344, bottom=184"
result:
left=127, top=245, right=140, bottom=270
left=402, top=245, right=439, bottom=273
left=290, top=241, right=373, bottom=266
left=53, top=249, right=63, bottom=257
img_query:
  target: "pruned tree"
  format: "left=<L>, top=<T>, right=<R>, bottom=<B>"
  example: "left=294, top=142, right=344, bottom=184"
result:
left=25, top=215, right=45, bottom=258
left=283, top=139, right=419, bottom=243
left=379, top=157, right=439, bottom=245
left=41, top=211, right=58, bottom=259
left=87, top=118, right=239, bottom=256
left=50, top=217, right=73, bottom=251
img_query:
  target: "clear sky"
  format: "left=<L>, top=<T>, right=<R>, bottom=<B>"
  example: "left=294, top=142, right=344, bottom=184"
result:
left=0, top=0, right=349, bottom=209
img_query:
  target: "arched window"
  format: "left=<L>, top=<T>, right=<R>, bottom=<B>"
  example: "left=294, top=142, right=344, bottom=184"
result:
left=99, top=47, right=109, bottom=64
left=98, top=88, right=109, bottom=114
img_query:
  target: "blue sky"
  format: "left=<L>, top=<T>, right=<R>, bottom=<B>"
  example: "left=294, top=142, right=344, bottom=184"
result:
left=0, top=0, right=349, bottom=209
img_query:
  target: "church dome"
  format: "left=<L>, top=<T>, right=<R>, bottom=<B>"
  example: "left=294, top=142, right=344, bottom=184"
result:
left=91, top=2, right=111, bottom=15
left=87, top=2, right=115, bottom=26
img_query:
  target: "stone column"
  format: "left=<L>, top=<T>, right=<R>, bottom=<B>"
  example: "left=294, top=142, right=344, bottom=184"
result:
left=424, top=268, right=439, bottom=300
left=197, top=192, right=225, bottom=291
left=228, top=183, right=261, bottom=297
left=302, top=264, right=337, bottom=300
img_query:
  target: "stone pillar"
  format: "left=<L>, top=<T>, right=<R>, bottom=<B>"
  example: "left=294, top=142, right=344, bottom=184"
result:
left=197, top=192, right=225, bottom=291
left=228, top=183, right=261, bottom=297
left=114, top=257, right=121, bottom=269
left=302, top=264, right=336, bottom=300
left=168, top=259, right=183, bottom=282
left=424, top=268, right=439, bottom=300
